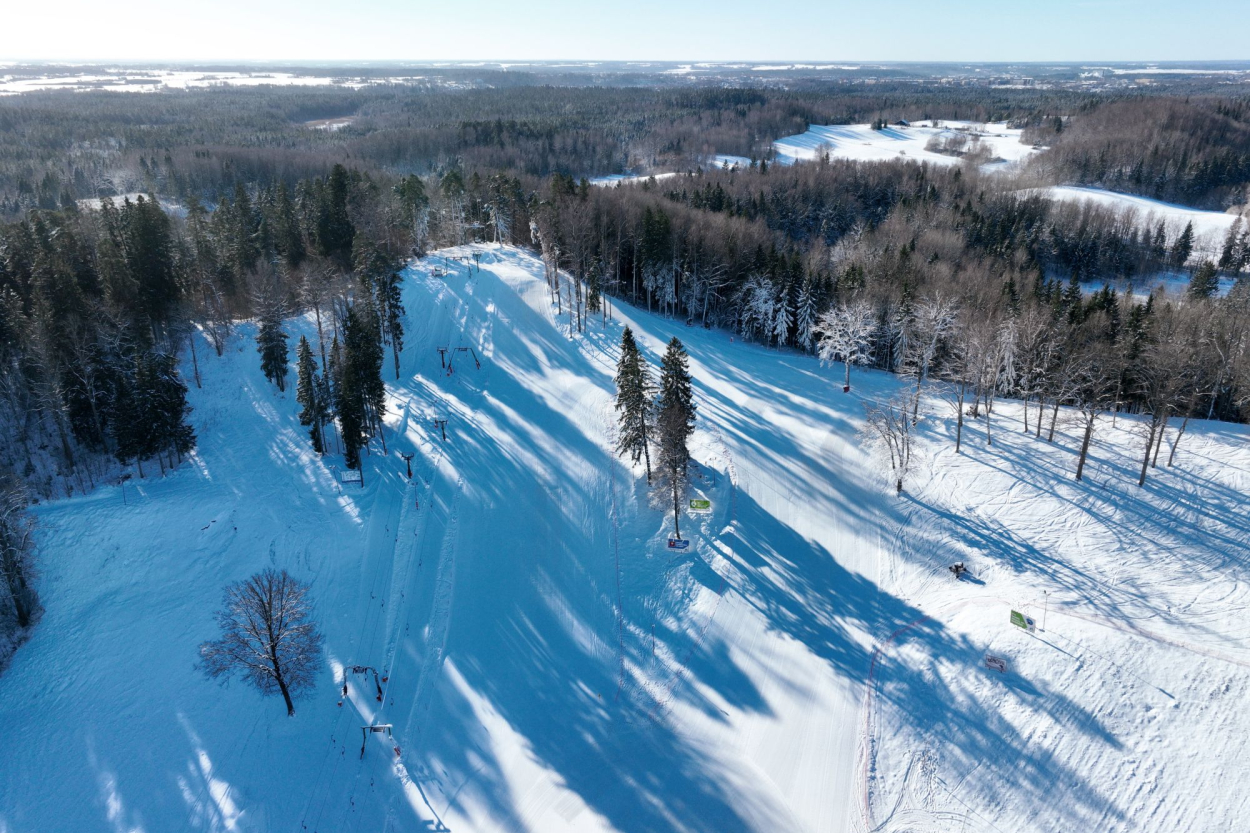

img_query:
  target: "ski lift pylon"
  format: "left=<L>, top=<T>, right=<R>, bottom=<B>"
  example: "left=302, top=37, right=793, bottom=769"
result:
left=360, top=724, right=393, bottom=758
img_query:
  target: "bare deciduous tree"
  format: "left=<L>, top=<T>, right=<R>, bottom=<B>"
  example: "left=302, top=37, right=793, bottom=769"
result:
left=902, top=295, right=957, bottom=423
left=817, top=299, right=877, bottom=391
left=0, top=474, right=40, bottom=659
left=199, top=568, right=323, bottom=716
left=861, top=392, right=916, bottom=494
left=1072, top=356, right=1119, bottom=481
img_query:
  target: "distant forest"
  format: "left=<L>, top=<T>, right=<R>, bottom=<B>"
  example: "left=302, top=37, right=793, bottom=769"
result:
left=0, top=83, right=1095, bottom=214
left=3, top=73, right=1250, bottom=669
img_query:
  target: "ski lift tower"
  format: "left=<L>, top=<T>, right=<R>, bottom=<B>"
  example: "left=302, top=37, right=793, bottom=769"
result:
left=360, top=724, right=394, bottom=758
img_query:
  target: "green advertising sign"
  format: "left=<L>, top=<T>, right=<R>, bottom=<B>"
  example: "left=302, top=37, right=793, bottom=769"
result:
left=689, top=499, right=712, bottom=511
left=1010, top=610, right=1028, bottom=629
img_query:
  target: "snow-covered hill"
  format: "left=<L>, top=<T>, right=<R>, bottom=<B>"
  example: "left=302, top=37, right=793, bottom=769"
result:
left=771, top=121, right=1037, bottom=171
left=1, top=245, right=1248, bottom=832
left=1040, top=185, right=1244, bottom=255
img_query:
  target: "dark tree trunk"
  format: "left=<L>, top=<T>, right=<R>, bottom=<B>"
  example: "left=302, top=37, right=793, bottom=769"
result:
left=672, top=476, right=681, bottom=540
left=1139, top=415, right=1162, bottom=487
left=188, top=332, right=202, bottom=389
left=1151, top=415, right=1167, bottom=468
left=1168, top=415, right=1190, bottom=467
left=955, top=386, right=966, bottom=454
left=1076, top=416, right=1095, bottom=481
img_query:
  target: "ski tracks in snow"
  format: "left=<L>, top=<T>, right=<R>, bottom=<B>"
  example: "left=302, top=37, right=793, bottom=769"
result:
left=402, top=477, right=464, bottom=746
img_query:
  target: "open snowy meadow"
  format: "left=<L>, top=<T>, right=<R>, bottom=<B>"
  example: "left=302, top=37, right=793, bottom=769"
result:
left=1, top=245, right=1247, bottom=832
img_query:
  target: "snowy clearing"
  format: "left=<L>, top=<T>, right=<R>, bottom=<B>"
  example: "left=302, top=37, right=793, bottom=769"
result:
left=76, top=193, right=189, bottom=218
left=1, top=245, right=1247, bottom=832
left=1038, top=185, right=1245, bottom=259
left=1081, top=269, right=1239, bottom=301
left=771, top=121, right=1038, bottom=171
left=0, top=70, right=425, bottom=95
left=588, top=172, right=681, bottom=187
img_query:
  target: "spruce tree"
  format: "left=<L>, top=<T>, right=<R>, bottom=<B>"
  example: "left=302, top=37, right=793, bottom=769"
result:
left=614, top=327, right=655, bottom=482
left=354, top=241, right=406, bottom=380
left=587, top=257, right=602, bottom=317
left=110, top=351, right=194, bottom=476
left=295, top=336, right=326, bottom=453
left=1171, top=221, right=1194, bottom=268
left=335, top=346, right=364, bottom=472
left=377, top=270, right=405, bottom=380
left=152, top=352, right=196, bottom=463
left=336, top=304, right=387, bottom=470
left=317, top=164, right=355, bottom=264
left=795, top=278, right=818, bottom=352
left=256, top=313, right=290, bottom=392
left=655, top=337, right=696, bottom=539
left=1188, top=260, right=1220, bottom=299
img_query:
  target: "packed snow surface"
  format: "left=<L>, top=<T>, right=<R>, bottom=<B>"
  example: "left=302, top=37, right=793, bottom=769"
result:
left=771, top=121, right=1037, bottom=170
left=1, top=245, right=1248, bottom=832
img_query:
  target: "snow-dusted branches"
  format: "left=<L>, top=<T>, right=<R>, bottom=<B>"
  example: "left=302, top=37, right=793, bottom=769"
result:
left=817, top=300, right=877, bottom=391
left=860, top=392, right=917, bottom=494
left=0, top=474, right=39, bottom=669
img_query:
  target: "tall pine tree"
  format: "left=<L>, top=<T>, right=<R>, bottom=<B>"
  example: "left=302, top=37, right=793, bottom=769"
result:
left=614, top=327, right=655, bottom=482
left=1171, top=221, right=1195, bottom=268
left=1188, top=260, right=1220, bottom=299
left=295, top=336, right=327, bottom=453
left=336, top=303, right=387, bottom=471
left=654, top=338, right=696, bottom=538
left=256, top=313, right=290, bottom=392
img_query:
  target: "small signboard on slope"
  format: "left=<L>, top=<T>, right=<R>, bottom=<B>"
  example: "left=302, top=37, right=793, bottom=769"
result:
left=1010, top=610, right=1035, bottom=632
left=985, top=654, right=1008, bottom=673
left=667, top=538, right=690, bottom=550
left=688, top=499, right=712, bottom=512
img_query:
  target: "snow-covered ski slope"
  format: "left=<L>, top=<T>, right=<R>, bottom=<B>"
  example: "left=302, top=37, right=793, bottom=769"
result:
left=2, top=245, right=1249, bottom=833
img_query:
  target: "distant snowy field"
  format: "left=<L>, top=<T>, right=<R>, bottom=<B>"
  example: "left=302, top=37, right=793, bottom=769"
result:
left=1, top=246, right=1247, bottom=832
left=76, top=193, right=189, bottom=218
left=771, top=121, right=1038, bottom=170
left=0, top=69, right=426, bottom=95
left=1038, top=185, right=1244, bottom=256
left=588, top=171, right=680, bottom=187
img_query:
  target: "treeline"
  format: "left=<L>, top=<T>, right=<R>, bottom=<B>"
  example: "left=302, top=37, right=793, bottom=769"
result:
left=0, top=195, right=196, bottom=498
left=0, top=82, right=1095, bottom=218
left=0, top=472, right=38, bottom=672
left=520, top=156, right=1250, bottom=432
left=0, top=158, right=423, bottom=674
left=0, top=156, right=428, bottom=499
left=1026, top=98, right=1250, bottom=210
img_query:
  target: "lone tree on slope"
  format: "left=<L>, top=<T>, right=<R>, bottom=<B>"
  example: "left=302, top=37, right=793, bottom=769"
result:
left=817, top=300, right=877, bottom=392
left=198, top=568, right=323, bottom=717
left=860, top=392, right=916, bottom=495
left=655, top=337, right=696, bottom=538
left=614, top=327, right=656, bottom=482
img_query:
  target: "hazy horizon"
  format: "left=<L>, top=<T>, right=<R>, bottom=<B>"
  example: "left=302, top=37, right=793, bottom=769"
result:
left=2, top=0, right=1247, bottom=64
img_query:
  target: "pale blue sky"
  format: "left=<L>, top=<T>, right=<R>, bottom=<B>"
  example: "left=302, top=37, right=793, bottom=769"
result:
left=3, top=0, right=1247, bottom=62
